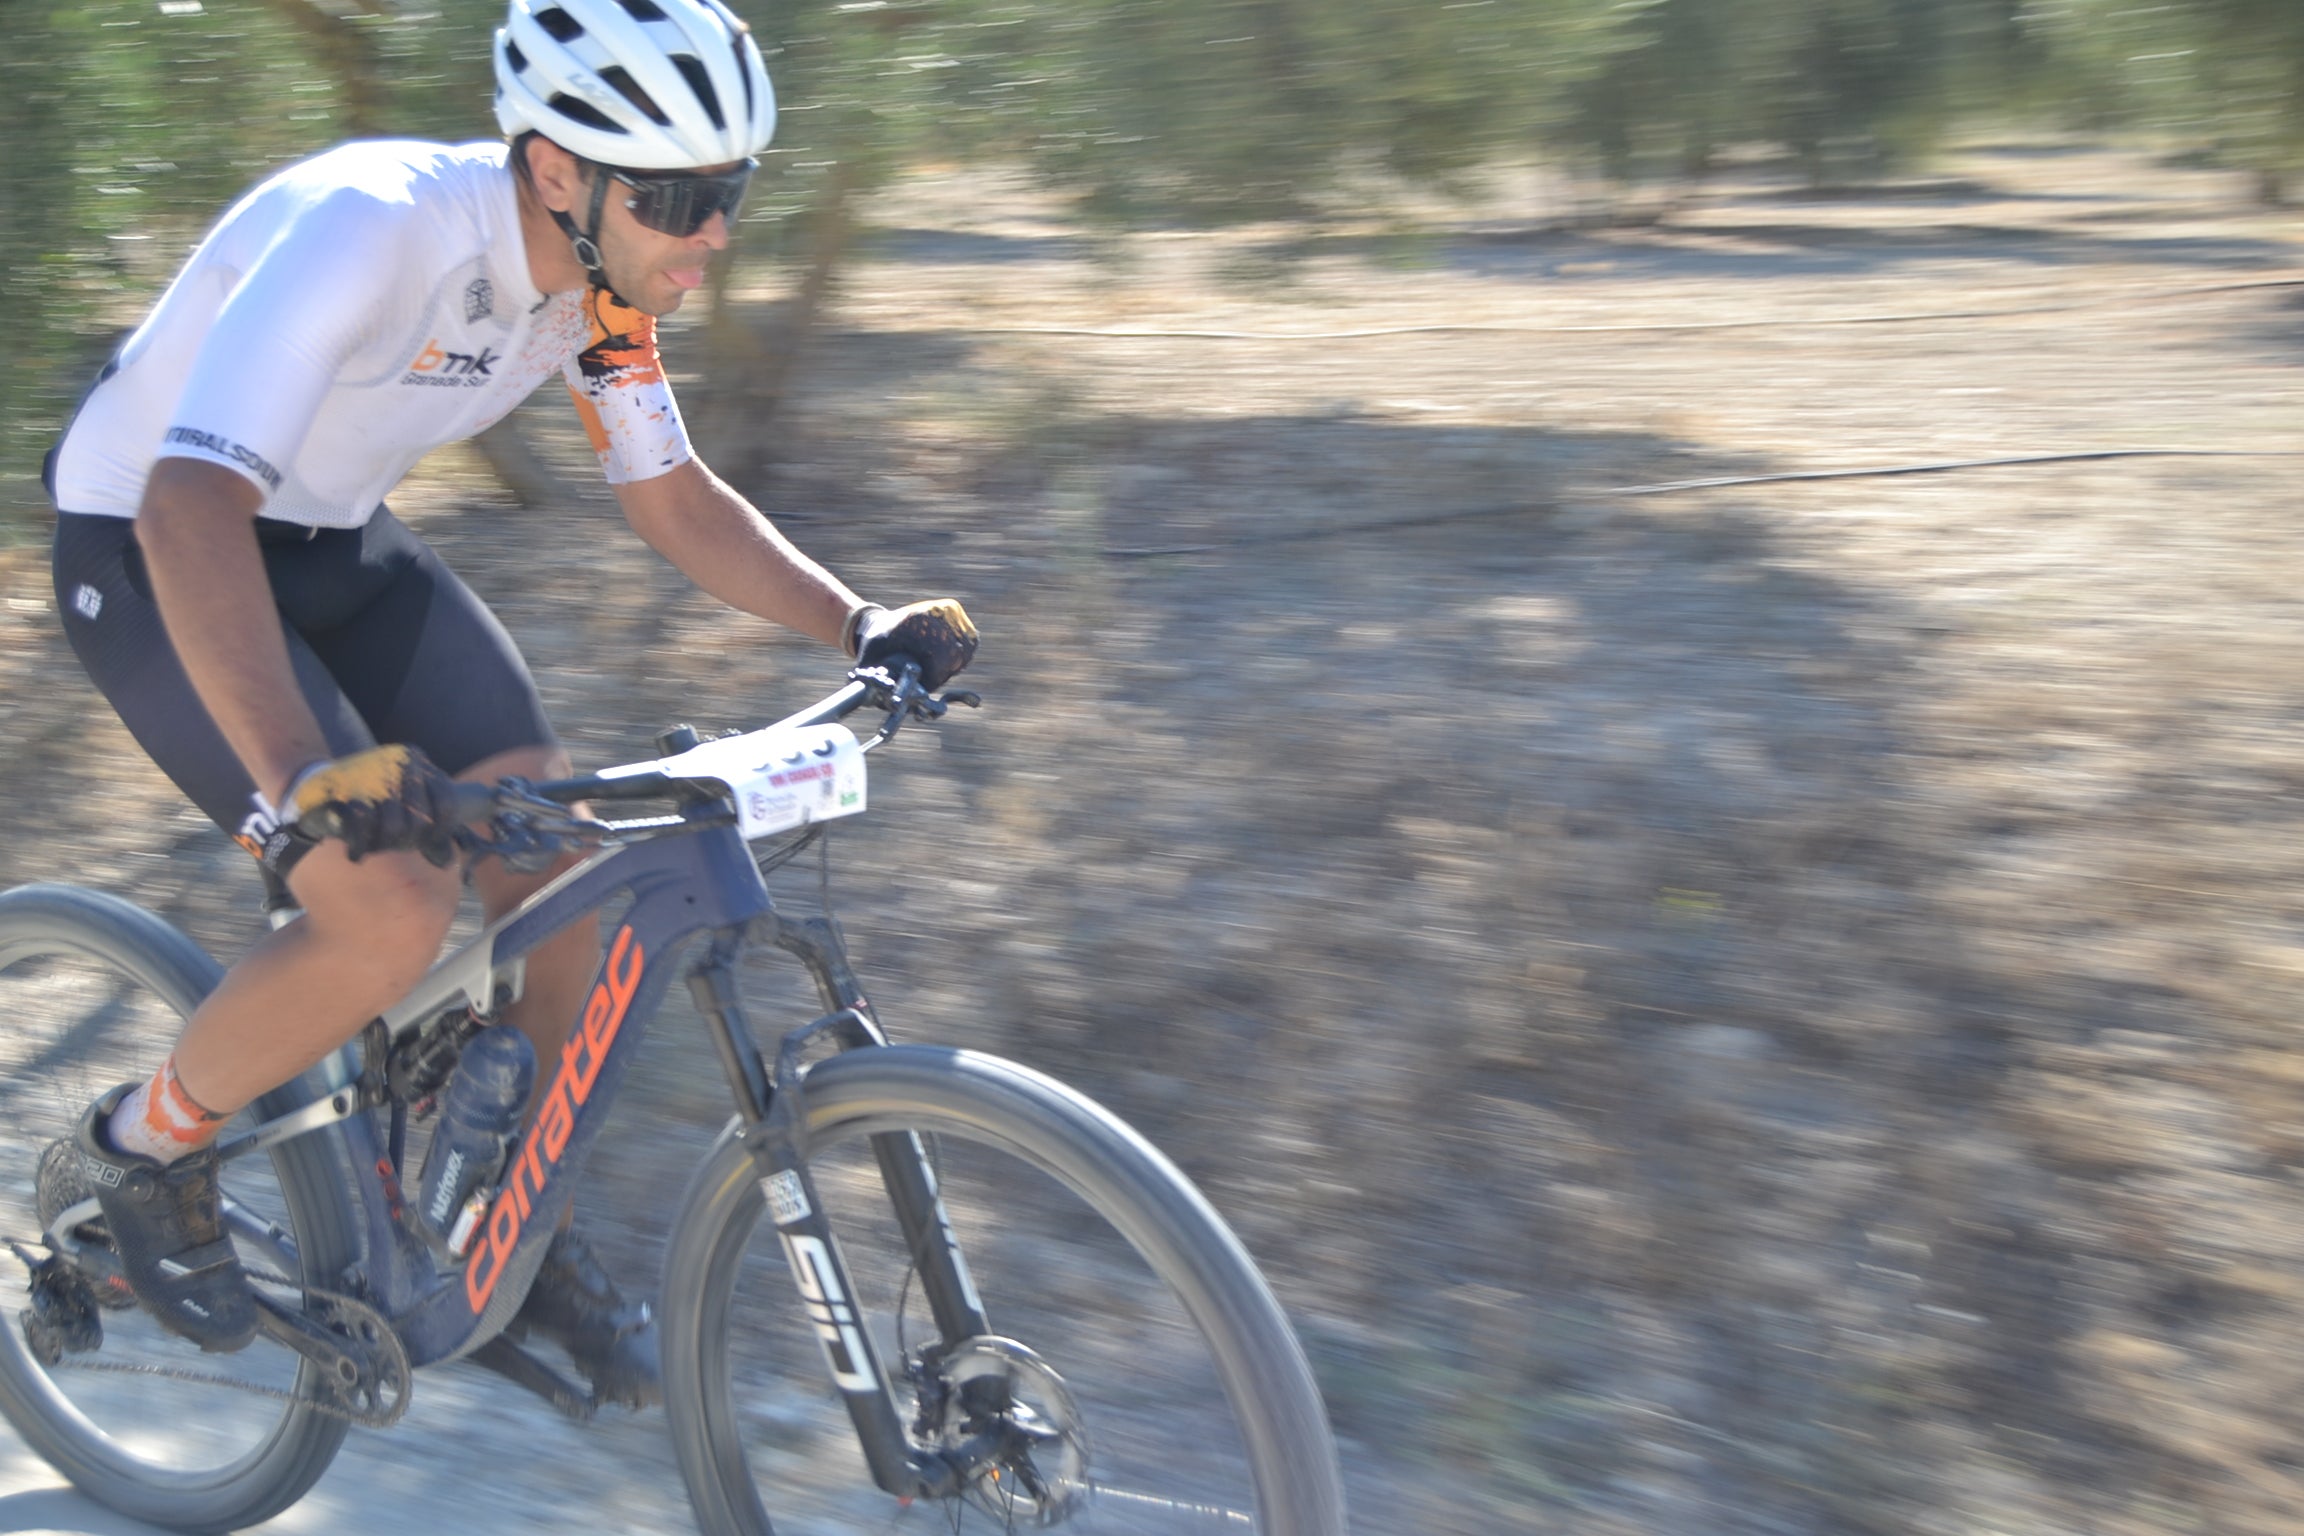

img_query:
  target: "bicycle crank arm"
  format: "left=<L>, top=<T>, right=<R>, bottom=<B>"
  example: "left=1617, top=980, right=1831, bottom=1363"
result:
left=466, top=1334, right=596, bottom=1421
left=249, top=1289, right=411, bottom=1427
left=252, top=1293, right=365, bottom=1381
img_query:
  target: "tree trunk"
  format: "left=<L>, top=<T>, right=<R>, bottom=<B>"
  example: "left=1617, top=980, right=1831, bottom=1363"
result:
left=263, top=0, right=393, bottom=137
left=695, top=157, right=863, bottom=489
left=474, top=412, right=576, bottom=511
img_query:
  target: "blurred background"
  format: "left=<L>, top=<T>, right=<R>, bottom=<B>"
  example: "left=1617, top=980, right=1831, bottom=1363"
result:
left=2, top=2, right=2303, bottom=1532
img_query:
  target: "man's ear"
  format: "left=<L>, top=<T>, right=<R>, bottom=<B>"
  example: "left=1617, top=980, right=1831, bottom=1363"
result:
left=522, top=135, right=591, bottom=215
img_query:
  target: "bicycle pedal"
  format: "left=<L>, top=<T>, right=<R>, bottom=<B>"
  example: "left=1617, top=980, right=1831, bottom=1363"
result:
left=468, top=1334, right=597, bottom=1421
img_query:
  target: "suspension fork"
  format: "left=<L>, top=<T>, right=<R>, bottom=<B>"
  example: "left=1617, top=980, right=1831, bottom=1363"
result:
left=684, top=918, right=991, bottom=1495
left=769, top=912, right=991, bottom=1344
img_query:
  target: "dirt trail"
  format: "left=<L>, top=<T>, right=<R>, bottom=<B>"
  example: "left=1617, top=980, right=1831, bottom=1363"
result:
left=0, top=141, right=2300, bottom=1534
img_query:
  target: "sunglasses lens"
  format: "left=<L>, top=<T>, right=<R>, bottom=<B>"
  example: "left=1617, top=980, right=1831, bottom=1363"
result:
left=622, top=163, right=753, bottom=237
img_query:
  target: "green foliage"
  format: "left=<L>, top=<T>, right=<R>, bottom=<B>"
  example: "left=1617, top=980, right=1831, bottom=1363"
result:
left=897, top=0, right=1607, bottom=220
left=3, top=0, right=2300, bottom=523
left=0, top=0, right=504, bottom=525
left=2030, top=1, right=2304, bottom=195
left=1556, top=0, right=2056, bottom=185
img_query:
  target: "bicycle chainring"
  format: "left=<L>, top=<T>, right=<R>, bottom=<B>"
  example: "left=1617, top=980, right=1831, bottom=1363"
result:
left=298, top=1282, right=413, bottom=1427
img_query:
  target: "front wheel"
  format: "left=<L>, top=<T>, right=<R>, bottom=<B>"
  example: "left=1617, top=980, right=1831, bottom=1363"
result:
left=662, top=1046, right=1346, bottom=1536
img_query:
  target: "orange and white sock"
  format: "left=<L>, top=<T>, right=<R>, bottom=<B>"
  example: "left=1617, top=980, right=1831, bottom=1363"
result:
left=106, top=1057, right=227, bottom=1164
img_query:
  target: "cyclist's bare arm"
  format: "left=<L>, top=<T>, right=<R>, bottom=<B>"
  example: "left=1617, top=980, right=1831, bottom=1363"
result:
left=136, top=458, right=333, bottom=806
left=613, top=457, right=864, bottom=652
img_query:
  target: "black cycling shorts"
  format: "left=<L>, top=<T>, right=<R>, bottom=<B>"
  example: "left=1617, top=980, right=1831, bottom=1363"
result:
left=52, top=508, right=556, bottom=867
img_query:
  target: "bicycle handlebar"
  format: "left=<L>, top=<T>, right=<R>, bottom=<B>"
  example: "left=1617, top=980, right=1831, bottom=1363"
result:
left=515, top=666, right=922, bottom=808
left=298, top=659, right=973, bottom=861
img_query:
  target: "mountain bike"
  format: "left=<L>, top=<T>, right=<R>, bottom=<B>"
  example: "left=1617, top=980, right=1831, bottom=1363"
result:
left=0, top=661, right=1347, bottom=1535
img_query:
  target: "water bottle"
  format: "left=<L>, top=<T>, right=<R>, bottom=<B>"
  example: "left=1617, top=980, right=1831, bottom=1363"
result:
left=416, top=1025, right=536, bottom=1257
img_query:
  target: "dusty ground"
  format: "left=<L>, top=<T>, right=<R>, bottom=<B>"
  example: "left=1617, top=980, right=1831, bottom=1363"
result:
left=0, top=139, right=2300, bottom=1534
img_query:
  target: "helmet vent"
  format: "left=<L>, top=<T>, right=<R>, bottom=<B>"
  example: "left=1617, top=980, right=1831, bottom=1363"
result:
left=670, top=54, right=726, bottom=132
left=598, top=65, right=671, bottom=126
left=534, top=7, right=585, bottom=42
left=547, top=93, right=626, bottom=134
left=495, top=0, right=774, bottom=161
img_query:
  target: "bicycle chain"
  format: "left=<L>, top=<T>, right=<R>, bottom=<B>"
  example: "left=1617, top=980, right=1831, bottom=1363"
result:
left=42, top=1266, right=411, bottom=1428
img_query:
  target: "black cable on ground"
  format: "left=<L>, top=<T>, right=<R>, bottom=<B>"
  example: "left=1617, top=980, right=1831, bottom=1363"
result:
left=1100, top=448, right=2304, bottom=558
left=966, top=277, right=2304, bottom=343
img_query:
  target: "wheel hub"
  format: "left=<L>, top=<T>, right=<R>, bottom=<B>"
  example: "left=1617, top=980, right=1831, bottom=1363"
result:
left=919, top=1335, right=1091, bottom=1526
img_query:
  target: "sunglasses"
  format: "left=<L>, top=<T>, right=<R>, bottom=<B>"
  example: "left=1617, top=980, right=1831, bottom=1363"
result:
left=604, top=158, right=757, bottom=238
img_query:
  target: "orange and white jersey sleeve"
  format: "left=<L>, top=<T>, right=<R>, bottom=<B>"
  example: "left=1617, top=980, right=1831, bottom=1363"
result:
left=562, top=289, right=694, bottom=484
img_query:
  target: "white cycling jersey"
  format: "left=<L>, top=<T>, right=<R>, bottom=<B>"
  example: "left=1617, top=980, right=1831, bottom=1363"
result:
left=51, top=139, right=692, bottom=527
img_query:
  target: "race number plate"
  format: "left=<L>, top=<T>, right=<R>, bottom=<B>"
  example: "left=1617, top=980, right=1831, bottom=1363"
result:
left=604, top=723, right=868, bottom=839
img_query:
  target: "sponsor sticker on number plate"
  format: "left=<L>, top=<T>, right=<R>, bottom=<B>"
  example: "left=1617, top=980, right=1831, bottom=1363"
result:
left=596, top=723, right=867, bottom=840
left=760, top=1169, right=812, bottom=1225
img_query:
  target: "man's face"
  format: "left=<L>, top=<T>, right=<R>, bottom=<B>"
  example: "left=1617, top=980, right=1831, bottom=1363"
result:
left=590, top=164, right=737, bottom=318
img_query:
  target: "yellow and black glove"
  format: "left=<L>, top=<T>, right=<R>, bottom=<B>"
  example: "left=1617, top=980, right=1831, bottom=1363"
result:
left=850, top=598, right=979, bottom=691
left=286, top=744, right=461, bottom=867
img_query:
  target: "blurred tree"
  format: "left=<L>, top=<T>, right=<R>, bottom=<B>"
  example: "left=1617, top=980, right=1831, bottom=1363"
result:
left=1552, top=0, right=2066, bottom=188
left=7, top=0, right=2301, bottom=526
left=0, top=0, right=951, bottom=514
left=0, top=0, right=499, bottom=527
left=0, top=1, right=338, bottom=529
left=2034, top=0, right=2304, bottom=202
left=911, top=0, right=1598, bottom=220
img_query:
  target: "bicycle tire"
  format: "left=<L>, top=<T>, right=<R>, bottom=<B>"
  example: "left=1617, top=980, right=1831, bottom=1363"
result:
left=661, top=1044, right=1347, bottom=1536
left=0, top=883, right=357, bottom=1534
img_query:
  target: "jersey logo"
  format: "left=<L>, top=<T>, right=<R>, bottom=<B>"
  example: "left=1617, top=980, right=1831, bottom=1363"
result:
left=161, top=427, right=283, bottom=491
left=463, top=277, right=495, bottom=323
left=403, top=339, right=500, bottom=388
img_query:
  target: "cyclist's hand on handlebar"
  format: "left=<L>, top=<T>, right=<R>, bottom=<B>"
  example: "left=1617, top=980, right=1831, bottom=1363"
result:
left=285, top=743, right=462, bottom=868
left=851, top=597, right=978, bottom=690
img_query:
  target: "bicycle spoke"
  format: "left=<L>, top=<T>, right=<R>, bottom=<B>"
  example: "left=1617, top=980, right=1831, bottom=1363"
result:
left=0, top=892, right=359, bottom=1530
left=674, top=1067, right=1337, bottom=1536
left=1091, top=1485, right=1256, bottom=1526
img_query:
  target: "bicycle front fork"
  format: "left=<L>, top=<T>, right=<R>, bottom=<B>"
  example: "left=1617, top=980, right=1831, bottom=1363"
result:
left=686, top=921, right=992, bottom=1498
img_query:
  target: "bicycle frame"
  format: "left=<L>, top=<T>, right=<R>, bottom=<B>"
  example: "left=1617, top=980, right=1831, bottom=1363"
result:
left=240, top=809, right=990, bottom=1497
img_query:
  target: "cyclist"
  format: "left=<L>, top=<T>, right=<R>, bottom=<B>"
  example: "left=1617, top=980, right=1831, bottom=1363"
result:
left=39, top=0, right=975, bottom=1409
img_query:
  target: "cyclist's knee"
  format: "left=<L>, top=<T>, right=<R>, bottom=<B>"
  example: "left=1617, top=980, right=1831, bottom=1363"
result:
left=286, top=844, right=458, bottom=975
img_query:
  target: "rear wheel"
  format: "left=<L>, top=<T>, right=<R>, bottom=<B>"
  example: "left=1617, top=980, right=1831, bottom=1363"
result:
left=0, top=884, right=357, bottom=1533
left=662, top=1045, right=1346, bottom=1536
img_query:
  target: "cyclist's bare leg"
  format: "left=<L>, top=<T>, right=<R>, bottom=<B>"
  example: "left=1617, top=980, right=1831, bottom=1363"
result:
left=165, top=746, right=592, bottom=1119
left=168, top=843, right=461, bottom=1116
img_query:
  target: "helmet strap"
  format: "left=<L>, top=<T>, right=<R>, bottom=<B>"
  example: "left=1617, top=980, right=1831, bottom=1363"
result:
left=548, top=167, right=620, bottom=298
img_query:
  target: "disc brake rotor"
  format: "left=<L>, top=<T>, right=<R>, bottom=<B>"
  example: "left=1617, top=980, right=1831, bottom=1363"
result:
left=924, top=1335, right=1091, bottom=1526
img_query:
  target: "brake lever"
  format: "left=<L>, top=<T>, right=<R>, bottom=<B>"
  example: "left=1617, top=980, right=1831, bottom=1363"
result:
left=485, top=813, right=581, bottom=873
left=450, top=778, right=605, bottom=872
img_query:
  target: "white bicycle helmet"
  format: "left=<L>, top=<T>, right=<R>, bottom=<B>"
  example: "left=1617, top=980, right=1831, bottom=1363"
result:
left=494, top=0, right=776, bottom=170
